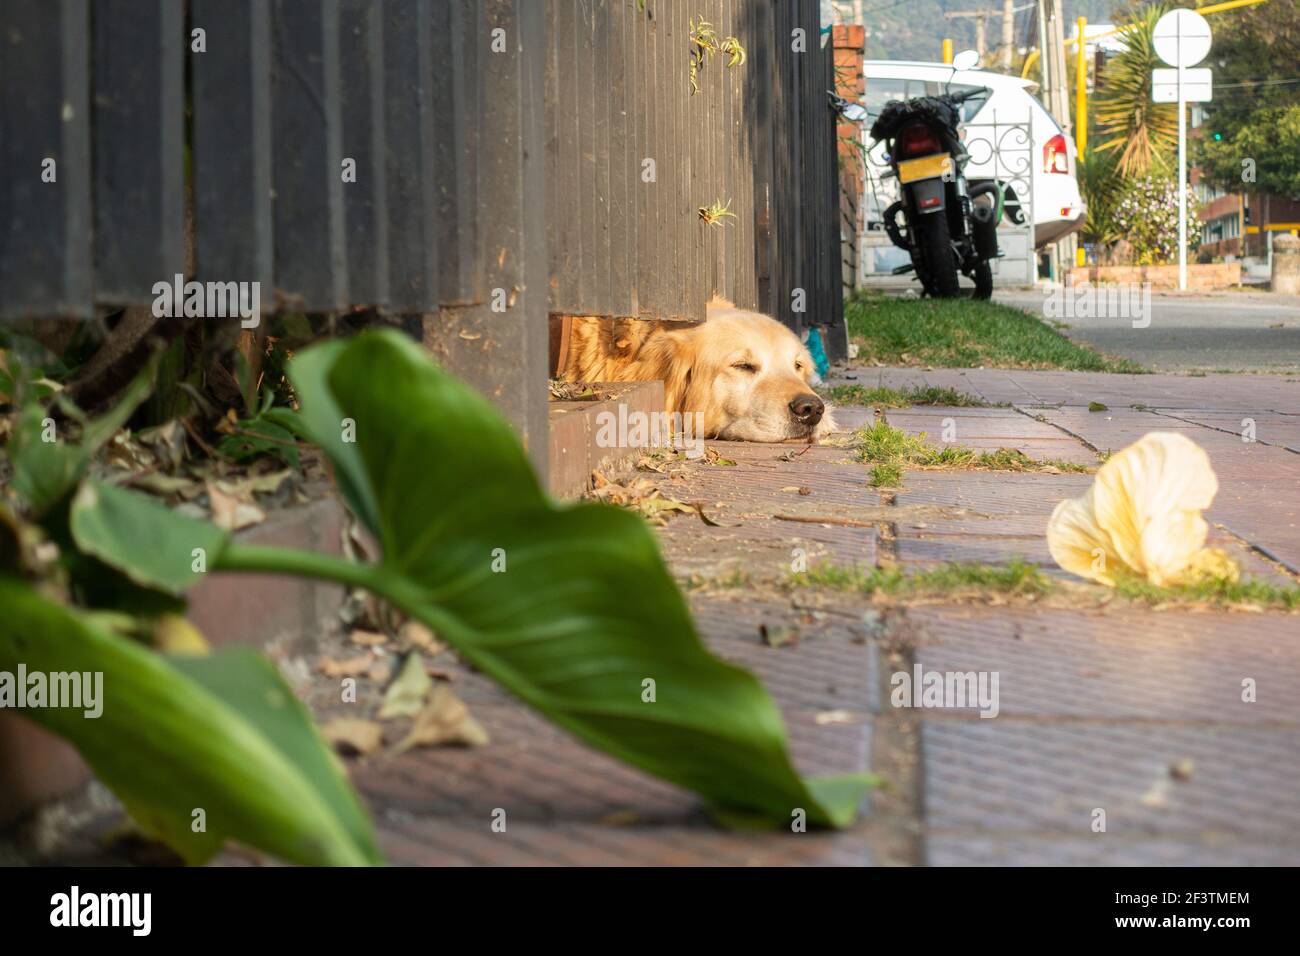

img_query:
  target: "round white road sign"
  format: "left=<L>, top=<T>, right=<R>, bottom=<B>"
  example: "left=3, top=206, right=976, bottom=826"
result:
left=1153, top=8, right=1212, bottom=68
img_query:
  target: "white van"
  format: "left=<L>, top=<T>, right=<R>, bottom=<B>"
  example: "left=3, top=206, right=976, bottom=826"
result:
left=862, top=60, right=1086, bottom=248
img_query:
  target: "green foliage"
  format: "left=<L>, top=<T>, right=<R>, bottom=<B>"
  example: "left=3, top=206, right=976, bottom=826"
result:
left=844, top=295, right=1145, bottom=372
left=1113, top=573, right=1300, bottom=611
left=1111, top=174, right=1201, bottom=264
left=8, top=354, right=158, bottom=518
left=74, top=331, right=876, bottom=829
left=1077, top=150, right=1125, bottom=247
left=868, top=462, right=904, bottom=487
left=1193, top=0, right=1300, bottom=196
left=1093, top=3, right=1177, bottom=178
left=823, top=383, right=990, bottom=408
left=0, top=581, right=381, bottom=866
left=852, top=420, right=1093, bottom=474
left=796, top=559, right=1051, bottom=599
left=3, top=358, right=380, bottom=865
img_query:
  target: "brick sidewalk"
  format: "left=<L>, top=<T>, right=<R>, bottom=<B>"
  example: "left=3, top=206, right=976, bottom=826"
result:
left=319, top=366, right=1299, bottom=866
left=7, top=367, right=1298, bottom=866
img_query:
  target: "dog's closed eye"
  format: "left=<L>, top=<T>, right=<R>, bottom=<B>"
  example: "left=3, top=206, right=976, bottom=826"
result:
left=732, top=361, right=759, bottom=374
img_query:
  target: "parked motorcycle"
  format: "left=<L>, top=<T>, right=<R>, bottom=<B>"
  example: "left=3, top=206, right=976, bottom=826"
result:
left=869, top=52, right=1002, bottom=299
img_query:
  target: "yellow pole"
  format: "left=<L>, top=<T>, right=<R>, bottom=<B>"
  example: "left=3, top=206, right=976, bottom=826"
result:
left=1075, top=17, right=1087, bottom=153
left=1021, top=48, right=1040, bottom=79
left=942, top=38, right=953, bottom=64
left=1062, top=0, right=1271, bottom=50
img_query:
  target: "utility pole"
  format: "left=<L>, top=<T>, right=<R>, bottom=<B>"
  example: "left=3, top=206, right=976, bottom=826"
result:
left=944, top=10, right=994, bottom=60
left=1046, top=0, right=1070, bottom=135
left=1002, top=0, right=1016, bottom=70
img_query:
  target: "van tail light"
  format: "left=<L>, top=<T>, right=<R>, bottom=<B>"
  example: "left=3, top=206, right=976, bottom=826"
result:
left=1043, top=133, right=1069, bottom=174
left=896, top=124, right=943, bottom=160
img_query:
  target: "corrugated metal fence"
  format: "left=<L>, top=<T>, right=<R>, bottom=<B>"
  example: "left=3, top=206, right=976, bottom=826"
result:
left=546, top=0, right=845, bottom=350
left=1, top=0, right=845, bottom=464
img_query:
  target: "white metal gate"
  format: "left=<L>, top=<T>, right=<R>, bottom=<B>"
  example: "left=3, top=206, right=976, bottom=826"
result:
left=857, top=117, right=1036, bottom=289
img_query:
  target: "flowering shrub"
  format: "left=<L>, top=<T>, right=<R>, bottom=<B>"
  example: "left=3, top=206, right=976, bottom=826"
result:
left=1111, top=175, right=1201, bottom=265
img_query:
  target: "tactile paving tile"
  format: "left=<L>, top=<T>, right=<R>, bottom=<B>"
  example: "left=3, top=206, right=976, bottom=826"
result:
left=656, top=513, right=877, bottom=573
left=829, top=366, right=1299, bottom=412
left=893, top=470, right=1094, bottom=515
left=921, top=721, right=1300, bottom=839
left=378, top=814, right=877, bottom=866
left=895, top=535, right=1055, bottom=568
left=925, top=833, right=1300, bottom=866
left=904, top=606, right=1300, bottom=723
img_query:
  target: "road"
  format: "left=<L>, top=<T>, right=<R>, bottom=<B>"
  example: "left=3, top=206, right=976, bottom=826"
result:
left=993, top=289, right=1300, bottom=373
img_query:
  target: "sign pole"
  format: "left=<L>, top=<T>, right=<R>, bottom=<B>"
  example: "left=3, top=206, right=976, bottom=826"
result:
left=1153, top=9, right=1212, bottom=292
left=1178, top=55, right=1187, bottom=291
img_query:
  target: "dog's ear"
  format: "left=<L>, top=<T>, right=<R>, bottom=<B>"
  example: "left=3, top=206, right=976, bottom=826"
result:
left=640, top=326, right=695, bottom=412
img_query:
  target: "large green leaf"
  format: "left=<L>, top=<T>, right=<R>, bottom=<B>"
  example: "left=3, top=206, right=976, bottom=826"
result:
left=268, top=331, right=873, bottom=827
left=70, top=481, right=229, bottom=595
left=8, top=353, right=158, bottom=517
left=0, top=577, right=381, bottom=865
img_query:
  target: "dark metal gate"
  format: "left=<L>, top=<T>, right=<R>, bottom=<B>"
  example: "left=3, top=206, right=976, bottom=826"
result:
left=1, top=0, right=846, bottom=470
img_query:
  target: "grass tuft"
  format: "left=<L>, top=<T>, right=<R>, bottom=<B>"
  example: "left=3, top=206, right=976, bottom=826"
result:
left=795, top=559, right=1300, bottom=611
left=846, top=294, right=1145, bottom=373
left=824, top=383, right=993, bottom=408
left=852, top=421, right=1092, bottom=475
left=797, top=559, right=1051, bottom=598
left=1114, top=575, right=1300, bottom=611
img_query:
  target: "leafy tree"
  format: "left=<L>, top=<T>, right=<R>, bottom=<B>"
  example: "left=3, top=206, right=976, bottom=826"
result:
left=1093, top=2, right=1177, bottom=177
left=1194, top=0, right=1300, bottom=197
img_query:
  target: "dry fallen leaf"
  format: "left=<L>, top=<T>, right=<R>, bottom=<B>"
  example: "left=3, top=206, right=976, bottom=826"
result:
left=398, top=619, right=446, bottom=656
left=322, top=718, right=385, bottom=757
left=206, top=481, right=266, bottom=531
left=759, top=623, right=799, bottom=648
left=393, top=686, right=489, bottom=753
left=349, top=629, right=389, bottom=647
left=1046, top=432, right=1238, bottom=587
left=318, top=654, right=374, bottom=678
left=378, top=652, right=432, bottom=719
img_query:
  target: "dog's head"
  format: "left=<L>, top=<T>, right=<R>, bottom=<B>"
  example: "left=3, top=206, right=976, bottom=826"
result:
left=644, top=298, right=836, bottom=442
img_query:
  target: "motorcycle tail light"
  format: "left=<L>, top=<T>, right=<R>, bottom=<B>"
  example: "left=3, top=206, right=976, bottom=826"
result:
left=1043, top=133, right=1069, bottom=174
left=896, top=124, right=942, bottom=159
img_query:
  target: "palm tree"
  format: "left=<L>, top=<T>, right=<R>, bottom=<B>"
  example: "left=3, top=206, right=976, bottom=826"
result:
left=1093, top=3, right=1178, bottom=178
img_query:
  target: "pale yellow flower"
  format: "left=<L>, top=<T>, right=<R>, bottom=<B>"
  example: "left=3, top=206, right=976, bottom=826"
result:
left=1046, top=432, right=1237, bottom=587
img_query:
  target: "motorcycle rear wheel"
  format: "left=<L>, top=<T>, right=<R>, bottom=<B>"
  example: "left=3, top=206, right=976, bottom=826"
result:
left=915, top=213, right=960, bottom=298
left=971, top=260, right=993, bottom=300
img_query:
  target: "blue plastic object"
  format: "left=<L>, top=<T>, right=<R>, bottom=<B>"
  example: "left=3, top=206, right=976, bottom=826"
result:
left=804, top=327, right=830, bottom=378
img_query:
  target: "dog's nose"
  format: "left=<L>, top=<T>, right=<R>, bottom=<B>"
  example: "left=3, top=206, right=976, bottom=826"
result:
left=789, top=394, right=824, bottom=425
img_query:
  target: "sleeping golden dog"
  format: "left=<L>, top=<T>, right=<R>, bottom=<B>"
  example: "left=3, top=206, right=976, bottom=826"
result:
left=556, top=297, right=836, bottom=443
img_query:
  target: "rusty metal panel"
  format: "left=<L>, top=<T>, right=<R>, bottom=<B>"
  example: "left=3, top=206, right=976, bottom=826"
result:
left=91, top=0, right=183, bottom=306
left=431, top=0, right=482, bottom=305
left=192, top=0, right=273, bottom=310
left=0, top=0, right=92, bottom=320
left=422, top=0, right=548, bottom=475
left=380, top=0, right=438, bottom=312
left=269, top=0, right=347, bottom=311
left=605, top=0, right=633, bottom=318
left=547, top=0, right=579, bottom=313
left=338, top=0, right=388, bottom=307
